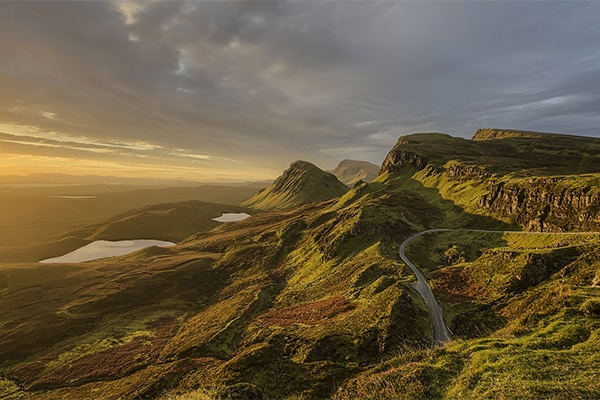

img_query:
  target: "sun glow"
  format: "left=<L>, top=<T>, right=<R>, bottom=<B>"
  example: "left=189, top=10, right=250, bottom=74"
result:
left=0, top=152, right=274, bottom=181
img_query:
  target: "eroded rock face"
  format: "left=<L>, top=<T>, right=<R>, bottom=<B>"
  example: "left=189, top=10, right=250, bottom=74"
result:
left=380, top=150, right=429, bottom=175
left=472, top=128, right=549, bottom=141
left=446, top=163, right=491, bottom=182
left=479, top=178, right=600, bottom=231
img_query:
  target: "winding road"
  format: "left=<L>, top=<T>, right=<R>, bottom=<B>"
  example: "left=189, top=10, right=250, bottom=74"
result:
left=398, top=228, right=598, bottom=347
left=399, top=229, right=453, bottom=346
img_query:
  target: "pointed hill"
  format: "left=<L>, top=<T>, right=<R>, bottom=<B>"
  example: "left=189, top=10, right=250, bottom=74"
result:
left=329, top=159, right=380, bottom=185
left=243, top=160, right=349, bottom=210
left=4, top=128, right=600, bottom=399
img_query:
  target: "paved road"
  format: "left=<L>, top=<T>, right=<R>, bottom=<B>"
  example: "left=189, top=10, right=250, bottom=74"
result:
left=399, top=229, right=453, bottom=346
left=399, top=228, right=599, bottom=347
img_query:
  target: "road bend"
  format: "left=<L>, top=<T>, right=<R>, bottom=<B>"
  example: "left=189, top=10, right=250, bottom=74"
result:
left=399, top=229, right=453, bottom=346
left=399, top=228, right=599, bottom=347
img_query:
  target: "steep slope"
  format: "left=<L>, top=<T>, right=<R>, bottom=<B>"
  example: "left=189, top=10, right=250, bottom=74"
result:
left=243, top=160, right=349, bottom=210
left=0, top=181, right=443, bottom=399
left=330, top=159, right=380, bottom=185
left=331, top=128, right=600, bottom=398
left=3, top=129, right=600, bottom=399
left=378, top=128, right=600, bottom=231
left=336, top=229, right=600, bottom=399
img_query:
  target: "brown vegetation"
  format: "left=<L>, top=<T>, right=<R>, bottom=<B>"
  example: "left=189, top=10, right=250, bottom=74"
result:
left=433, top=266, right=484, bottom=302
left=21, top=318, right=179, bottom=390
left=257, top=296, right=356, bottom=326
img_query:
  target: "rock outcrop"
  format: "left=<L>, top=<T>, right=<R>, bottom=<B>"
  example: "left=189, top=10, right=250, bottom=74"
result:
left=379, top=129, right=600, bottom=232
left=479, top=178, right=600, bottom=232
left=380, top=149, right=429, bottom=175
left=472, top=128, right=552, bottom=141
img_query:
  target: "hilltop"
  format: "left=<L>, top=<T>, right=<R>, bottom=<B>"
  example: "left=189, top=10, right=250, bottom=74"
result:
left=380, top=128, right=600, bottom=232
left=243, top=160, right=349, bottom=210
left=380, top=128, right=600, bottom=176
left=329, top=159, right=380, bottom=186
left=1, top=129, right=600, bottom=399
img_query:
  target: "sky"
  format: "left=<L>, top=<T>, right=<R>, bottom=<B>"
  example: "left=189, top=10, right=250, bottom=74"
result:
left=1, top=1, right=599, bottom=181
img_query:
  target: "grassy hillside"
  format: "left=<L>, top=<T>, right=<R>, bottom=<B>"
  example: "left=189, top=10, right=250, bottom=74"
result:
left=2, top=129, right=600, bottom=399
left=336, top=230, right=600, bottom=399
left=0, top=174, right=451, bottom=399
left=0, top=184, right=264, bottom=248
left=243, top=161, right=349, bottom=211
left=381, top=129, right=600, bottom=177
left=378, top=129, right=600, bottom=231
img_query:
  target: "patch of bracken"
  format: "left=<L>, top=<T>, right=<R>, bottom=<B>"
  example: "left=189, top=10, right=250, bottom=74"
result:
left=29, top=318, right=179, bottom=390
left=433, top=267, right=484, bottom=302
left=6, top=348, right=71, bottom=386
left=257, top=296, right=355, bottom=326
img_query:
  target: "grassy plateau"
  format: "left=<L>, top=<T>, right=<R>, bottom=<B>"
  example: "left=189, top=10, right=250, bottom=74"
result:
left=2, top=129, right=600, bottom=399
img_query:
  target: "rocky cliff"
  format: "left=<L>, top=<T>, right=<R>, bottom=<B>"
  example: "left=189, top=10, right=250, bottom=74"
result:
left=479, top=178, right=600, bottom=232
left=379, top=130, right=600, bottom=232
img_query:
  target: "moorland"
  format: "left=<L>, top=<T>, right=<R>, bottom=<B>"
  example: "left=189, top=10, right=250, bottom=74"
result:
left=1, top=129, right=600, bottom=399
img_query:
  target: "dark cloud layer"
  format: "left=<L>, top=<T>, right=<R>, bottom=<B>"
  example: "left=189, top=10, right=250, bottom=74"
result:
left=1, top=1, right=599, bottom=178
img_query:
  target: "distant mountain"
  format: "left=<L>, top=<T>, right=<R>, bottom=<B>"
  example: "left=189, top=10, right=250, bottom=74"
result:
left=329, top=159, right=380, bottom=185
left=243, top=160, right=349, bottom=210
left=5, top=128, right=600, bottom=400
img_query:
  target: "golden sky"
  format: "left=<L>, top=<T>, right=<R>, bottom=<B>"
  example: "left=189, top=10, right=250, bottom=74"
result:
left=2, top=1, right=599, bottom=181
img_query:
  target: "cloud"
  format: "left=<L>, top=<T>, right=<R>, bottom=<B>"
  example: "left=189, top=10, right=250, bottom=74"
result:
left=1, top=1, right=599, bottom=178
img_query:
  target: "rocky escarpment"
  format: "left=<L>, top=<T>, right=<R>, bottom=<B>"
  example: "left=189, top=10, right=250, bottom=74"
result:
left=378, top=130, right=600, bottom=232
left=379, top=142, right=429, bottom=175
left=472, top=128, right=551, bottom=141
left=445, top=163, right=492, bottom=182
left=479, top=178, right=600, bottom=232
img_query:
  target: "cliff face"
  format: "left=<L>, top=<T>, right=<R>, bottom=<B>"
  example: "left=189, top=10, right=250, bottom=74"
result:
left=479, top=178, right=600, bottom=232
left=378, top=130, right=600, bottom=232
left=472, top=128, right=551, bottom=141
left=380, top=150, right=429, bottom=175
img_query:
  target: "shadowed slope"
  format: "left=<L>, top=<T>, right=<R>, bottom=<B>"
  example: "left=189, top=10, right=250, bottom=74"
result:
left=330, top=159, right=380, bottom=186
left=243, top=160, right=349, bottom=211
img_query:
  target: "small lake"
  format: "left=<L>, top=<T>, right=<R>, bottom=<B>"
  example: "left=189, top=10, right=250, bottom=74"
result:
left=39, top=239, right=175, bottom=264
left=212, top=213, right=251, bottom=222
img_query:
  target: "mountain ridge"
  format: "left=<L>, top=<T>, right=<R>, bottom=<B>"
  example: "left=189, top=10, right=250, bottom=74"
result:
left=329, top=159, right=380, bottom=186
left=242, top=160, right=349, bottom=210
left=379, top=130, right=600, bottom=232
left=2, top=128, right=600, bottom=399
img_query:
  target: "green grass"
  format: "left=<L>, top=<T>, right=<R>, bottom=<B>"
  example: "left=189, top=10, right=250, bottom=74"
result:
left=243, top=161, right=348, bottom=211
left=0, top=184, right=261, bottom=249
left=334, top=227, right=600, bottom=399
left=4, top=130, right=600, bottom=399
left=336, top=312, right=600, bottom=399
